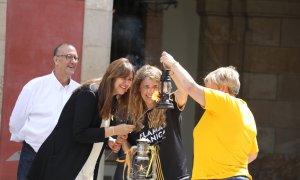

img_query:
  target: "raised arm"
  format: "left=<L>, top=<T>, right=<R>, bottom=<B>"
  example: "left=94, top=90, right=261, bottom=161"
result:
left=160, top=51, right=206, bottom=107
left=171, top=72, right=188, bottom=107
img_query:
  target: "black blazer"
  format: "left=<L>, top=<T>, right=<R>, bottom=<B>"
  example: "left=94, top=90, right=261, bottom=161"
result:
left=28, top=85, right=107, bottom=180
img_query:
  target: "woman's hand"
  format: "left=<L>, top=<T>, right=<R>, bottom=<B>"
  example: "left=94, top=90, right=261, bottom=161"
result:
left=105, top=124, right=135, bottom=138
left=116, top=134, right=128, bottom=144
left=107, top=135, right=128, bottom=153
left=160, top=51, right=178, bottom=70
left=108, top=138, right=121, bottom=153
left=114, top=124, right=135, bottom=136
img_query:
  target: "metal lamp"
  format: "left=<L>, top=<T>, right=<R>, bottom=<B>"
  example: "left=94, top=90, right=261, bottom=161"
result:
left=156, top=68, right=174, bottom=109
left=127, top=138, right=156, bottom=180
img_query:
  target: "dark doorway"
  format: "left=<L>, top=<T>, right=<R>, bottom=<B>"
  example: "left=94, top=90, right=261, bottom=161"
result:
left=111, top=0, right=147, bottom=69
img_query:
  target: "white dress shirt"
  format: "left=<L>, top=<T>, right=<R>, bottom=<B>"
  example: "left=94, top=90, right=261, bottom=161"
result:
left=9, top=72, right=80, bottom=152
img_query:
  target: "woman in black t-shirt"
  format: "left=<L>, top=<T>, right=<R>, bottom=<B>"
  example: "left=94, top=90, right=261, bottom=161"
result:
left=114, top=65, right=190, bottom=180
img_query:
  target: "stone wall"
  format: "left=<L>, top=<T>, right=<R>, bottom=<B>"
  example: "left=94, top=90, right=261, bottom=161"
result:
left=144, top=6, right=163, bottom=67
left=196, top=0, right=300, bottom=179
left=0, top=0, right=7, bottom=127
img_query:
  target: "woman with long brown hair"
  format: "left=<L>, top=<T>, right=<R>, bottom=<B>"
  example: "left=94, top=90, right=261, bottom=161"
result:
left=114, top=65, right=190, bottom=180
left=27, top=58, right=135, bottom=180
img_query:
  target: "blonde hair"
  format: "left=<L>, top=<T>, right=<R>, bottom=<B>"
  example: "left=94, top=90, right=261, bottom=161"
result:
left=129, top=65, right=166, bottom=131
left=204, top=66, right=240, bottom=96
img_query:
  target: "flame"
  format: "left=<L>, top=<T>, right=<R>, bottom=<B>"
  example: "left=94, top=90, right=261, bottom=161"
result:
left=139, top=164, right=144, bottom=171
left=151, top=91, right=160, bottom=102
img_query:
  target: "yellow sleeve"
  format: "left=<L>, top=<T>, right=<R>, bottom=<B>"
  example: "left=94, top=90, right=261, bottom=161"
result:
left=250, top=137, right=259, bottom=154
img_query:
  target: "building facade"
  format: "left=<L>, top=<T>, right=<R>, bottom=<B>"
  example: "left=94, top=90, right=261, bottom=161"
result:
left=0, top=0, right=300, bottom=179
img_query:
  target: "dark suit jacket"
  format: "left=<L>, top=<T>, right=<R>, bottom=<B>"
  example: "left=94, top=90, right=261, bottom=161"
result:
left=28, top=84, right=107, bottom=180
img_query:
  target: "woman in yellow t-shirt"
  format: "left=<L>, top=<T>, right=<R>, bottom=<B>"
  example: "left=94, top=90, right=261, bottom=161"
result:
left=160, top=51, right=259, bottom=180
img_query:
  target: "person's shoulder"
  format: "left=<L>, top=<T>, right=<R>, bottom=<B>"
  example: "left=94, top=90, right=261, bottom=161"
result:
left=29, top=73, right=51, bottom=82
left=69, top=79, right=80, bottom=88
left=24, top=73, right=52, bottom=88
left=89, top=83, right=98, bottom=92
left=75, top=83, right=98, bottom=96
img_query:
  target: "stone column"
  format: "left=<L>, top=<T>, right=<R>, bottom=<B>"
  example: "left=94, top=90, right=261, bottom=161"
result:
left=144, top=5, right=163, bottom=66
left=81, top=0, right=113, bottom=82
left=0, top=0, right=7, bottom=126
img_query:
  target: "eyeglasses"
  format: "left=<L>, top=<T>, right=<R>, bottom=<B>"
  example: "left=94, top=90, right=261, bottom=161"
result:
left=56, top=54, right=80, bottom=62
